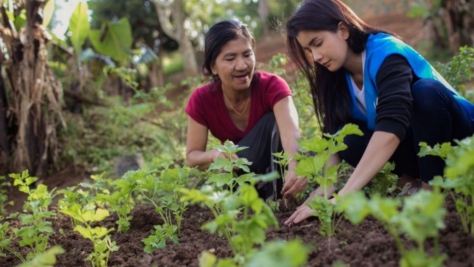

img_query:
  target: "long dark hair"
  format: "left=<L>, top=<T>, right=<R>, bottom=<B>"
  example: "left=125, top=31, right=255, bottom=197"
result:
left=286, top=0, right=390, bottom=133
left=203, top=20, right=256, bottom=82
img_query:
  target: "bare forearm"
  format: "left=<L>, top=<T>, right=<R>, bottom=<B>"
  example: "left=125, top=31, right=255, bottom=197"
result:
left=338, top=131, right=400, bottom=197
left=186, top=150, right=215, bottom=171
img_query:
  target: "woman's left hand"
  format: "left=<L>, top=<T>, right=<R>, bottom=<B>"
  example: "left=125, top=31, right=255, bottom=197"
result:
left=285, top=198, right=337, bottom=226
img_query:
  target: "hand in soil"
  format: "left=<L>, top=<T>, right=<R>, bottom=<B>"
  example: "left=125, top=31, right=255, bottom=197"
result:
left=285, top=197, right=336, bottom=225
left=281, top=170, right=307, bottom=198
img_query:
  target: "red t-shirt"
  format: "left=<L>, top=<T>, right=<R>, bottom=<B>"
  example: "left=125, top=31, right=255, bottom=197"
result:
left=185, top=71, right=292, bottom=143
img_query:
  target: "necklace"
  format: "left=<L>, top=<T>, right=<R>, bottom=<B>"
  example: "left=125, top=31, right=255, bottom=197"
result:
left=223, top=92, right=251, bottom=116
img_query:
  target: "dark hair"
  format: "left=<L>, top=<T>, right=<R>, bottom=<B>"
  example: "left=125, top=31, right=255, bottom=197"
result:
left=286, top=0, right=391, bottom=133
left=203, top=20, right=255, bottom=81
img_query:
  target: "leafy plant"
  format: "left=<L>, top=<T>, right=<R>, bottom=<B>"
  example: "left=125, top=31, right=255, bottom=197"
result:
left=245, top=239, right=310, bottom=267
left=435, top=46, right=474, bottom=96
left=364, top=162, right=399, bottom=197
left=10, top=171, right=57, bottom=261
left=131, top=165, right=197, bottom=252
left=419, top=137, right=474, bottom=234
left=294, top=124, right=363, bottom=236
left=59, top=204, right=119, bottom=267
left=205, top=140, right=255, bottom=193
left=0, top=176, right=12, bottom=214
left=15, top=246, right=64, bottom=267
left=181, top=172, right=279, bottom=265
left=337, top=189, right=447, bottom=266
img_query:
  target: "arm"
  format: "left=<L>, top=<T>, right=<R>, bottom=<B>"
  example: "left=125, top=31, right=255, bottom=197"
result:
left=186, top=116, right=232, bottom=171
left=272, top=96, right=304, bottom=197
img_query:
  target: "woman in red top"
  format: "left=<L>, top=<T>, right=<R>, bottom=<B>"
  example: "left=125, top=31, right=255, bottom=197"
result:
left=185, top=20, right=304, bottom=199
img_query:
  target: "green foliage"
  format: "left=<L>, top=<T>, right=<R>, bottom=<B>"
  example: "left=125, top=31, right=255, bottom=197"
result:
left=245, top=239, right=310, bottom=267
left=0, top=176, right=12, bottom=215
left=142, top=224, right=178, bottom=253
left=59, top=205, right=119, bottom=267
left=206, top=141, right=254, bottom=193
left=69, top=1, right=90, bottom=56
left=89, top=17, right=133, bottom=63
left=10, top=171, right=57, bottom=261
left=364, top=162, right=399, bottom=197
left=435, top=46, right=474, bottom=95
left=15, top=246, right=64, bottom=267
left=181, top=175, right=279, bottom=265
left=337, top=189, right=447, bottom=266
left=293, top=124, right=363, bottom=236
left=419, top=136, right=474, bottom=234
left=163, top=52, right=185, bottom=75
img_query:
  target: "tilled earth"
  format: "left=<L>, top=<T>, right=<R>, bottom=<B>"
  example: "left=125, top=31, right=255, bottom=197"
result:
left=1, top=195, right=473, bottom=267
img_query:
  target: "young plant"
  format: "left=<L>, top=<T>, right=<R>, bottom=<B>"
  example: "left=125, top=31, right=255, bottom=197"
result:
left=10, top=171, right=57, bottom=261
left=0, top=217, right=25, bottom=262
left=364, top=162, right=399, bottom=197
left=133, top=165, right=197, bottom=252
left=419, top=137, right=474, bottom=234
left=16, top=246, right=64, bottom=267
left=181, top=172, right=279, bottom=265
left=337, top=189, right=447, bottom=266
left=0, top=176, right=12, bottom=214
left=205, top=140, right=254, bottom=193
left=294, top=124, right=363, bottom=236
left=59, top=203, right=119, bottom=267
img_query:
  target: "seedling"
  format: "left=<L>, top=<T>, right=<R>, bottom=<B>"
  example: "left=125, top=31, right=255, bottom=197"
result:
left=206, top=140, right=254, bottom=193
left=59, top=203, right=119, bottom=267
left=10, top=171, right=57, bottom=261
left=419, top=138, right=474, bottom=234
left=181, top=172, right=279, bottom=265
left=337, top=189, right=447, bottom=266
left=294, top=124, right=363, bottom=236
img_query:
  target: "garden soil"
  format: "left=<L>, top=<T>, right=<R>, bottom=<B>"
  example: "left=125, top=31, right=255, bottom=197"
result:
left=4, top=12, right=471, bottom=267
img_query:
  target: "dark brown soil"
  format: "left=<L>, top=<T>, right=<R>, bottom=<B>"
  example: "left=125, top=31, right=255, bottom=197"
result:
left=1, top=194, right=473, bottom=267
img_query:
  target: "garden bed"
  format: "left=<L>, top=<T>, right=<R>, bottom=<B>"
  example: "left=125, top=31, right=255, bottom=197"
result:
left=1, top=195, right=472, bottom=267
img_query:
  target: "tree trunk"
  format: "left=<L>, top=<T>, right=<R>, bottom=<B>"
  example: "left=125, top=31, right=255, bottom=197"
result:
left=1, top=0, right=64, bottom=178
left=0, top=65, right=9, bottom=173
left=151, top=0, right=199, bottom=77
left=440, top=0, right=474, bottom=53
left=149, top=57, right=164, bottom=88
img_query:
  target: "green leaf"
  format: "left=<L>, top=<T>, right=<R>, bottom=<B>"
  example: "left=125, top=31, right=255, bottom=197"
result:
left=89, top=17, right=133, bottom=63
left=74, top=225, right=92, bottom=239
left=246, top=239, right=310, bottom=267
left=199, top=251, right=217, bottom=267
left=16, top=246, right=65, bottom=267
left=43, top=0, right=55, bottom=27
left=69, top=0, right=90, bottom=55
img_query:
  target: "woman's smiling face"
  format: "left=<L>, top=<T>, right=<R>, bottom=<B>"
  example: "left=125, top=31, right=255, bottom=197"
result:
left=296, top=23, right=350, bottom=72
left=211, top=37, right=256, bottom=91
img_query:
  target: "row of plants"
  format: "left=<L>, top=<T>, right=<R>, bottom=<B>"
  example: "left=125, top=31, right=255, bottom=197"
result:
left=1, top=121, right=474, bottom=267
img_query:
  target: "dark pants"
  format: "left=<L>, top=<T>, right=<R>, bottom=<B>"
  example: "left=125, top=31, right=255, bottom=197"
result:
left=236, top=112, right=283, bottom=200
left=338, top=79, right=474, bottom=183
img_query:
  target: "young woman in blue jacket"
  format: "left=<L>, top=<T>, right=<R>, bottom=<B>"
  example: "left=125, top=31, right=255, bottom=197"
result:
left=281, top=0, right=474, bottom=225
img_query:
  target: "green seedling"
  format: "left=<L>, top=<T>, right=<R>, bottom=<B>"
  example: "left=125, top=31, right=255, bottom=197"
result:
left=364, top=162, right=399, bottom=197
left=246, top=239, right=310, bottom=267
left=15, top=246, right=64, bottom=267
left=10, top=171, right=57, bottom=261
left=273, top=151, right=290, bottom=207
left=294, top=124, right=363, bottom=236
left=337, top=189, right=447, bottom=267
left=133, top=166, right=197, bottom=252
left=0, top=176, right=12, bottom=215
left=419, top=137, right=474, bottom=234
left=0, top=217, right=25, bottom=262
left=59, top=204, right=118, bottom=267
left=206, top=140, right=254, bottom=193
left=181, top=172, right=279, bottom=265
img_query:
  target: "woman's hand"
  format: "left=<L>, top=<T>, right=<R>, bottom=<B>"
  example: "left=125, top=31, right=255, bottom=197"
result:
left=281, top=169, right=307, bottom=198
left=284, top=187, right=336, bottom=225
left=209, top=148, right=238, bottom=162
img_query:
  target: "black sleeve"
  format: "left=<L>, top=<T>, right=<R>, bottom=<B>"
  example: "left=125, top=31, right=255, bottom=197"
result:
left=375, top=55, right=414, bottom=140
